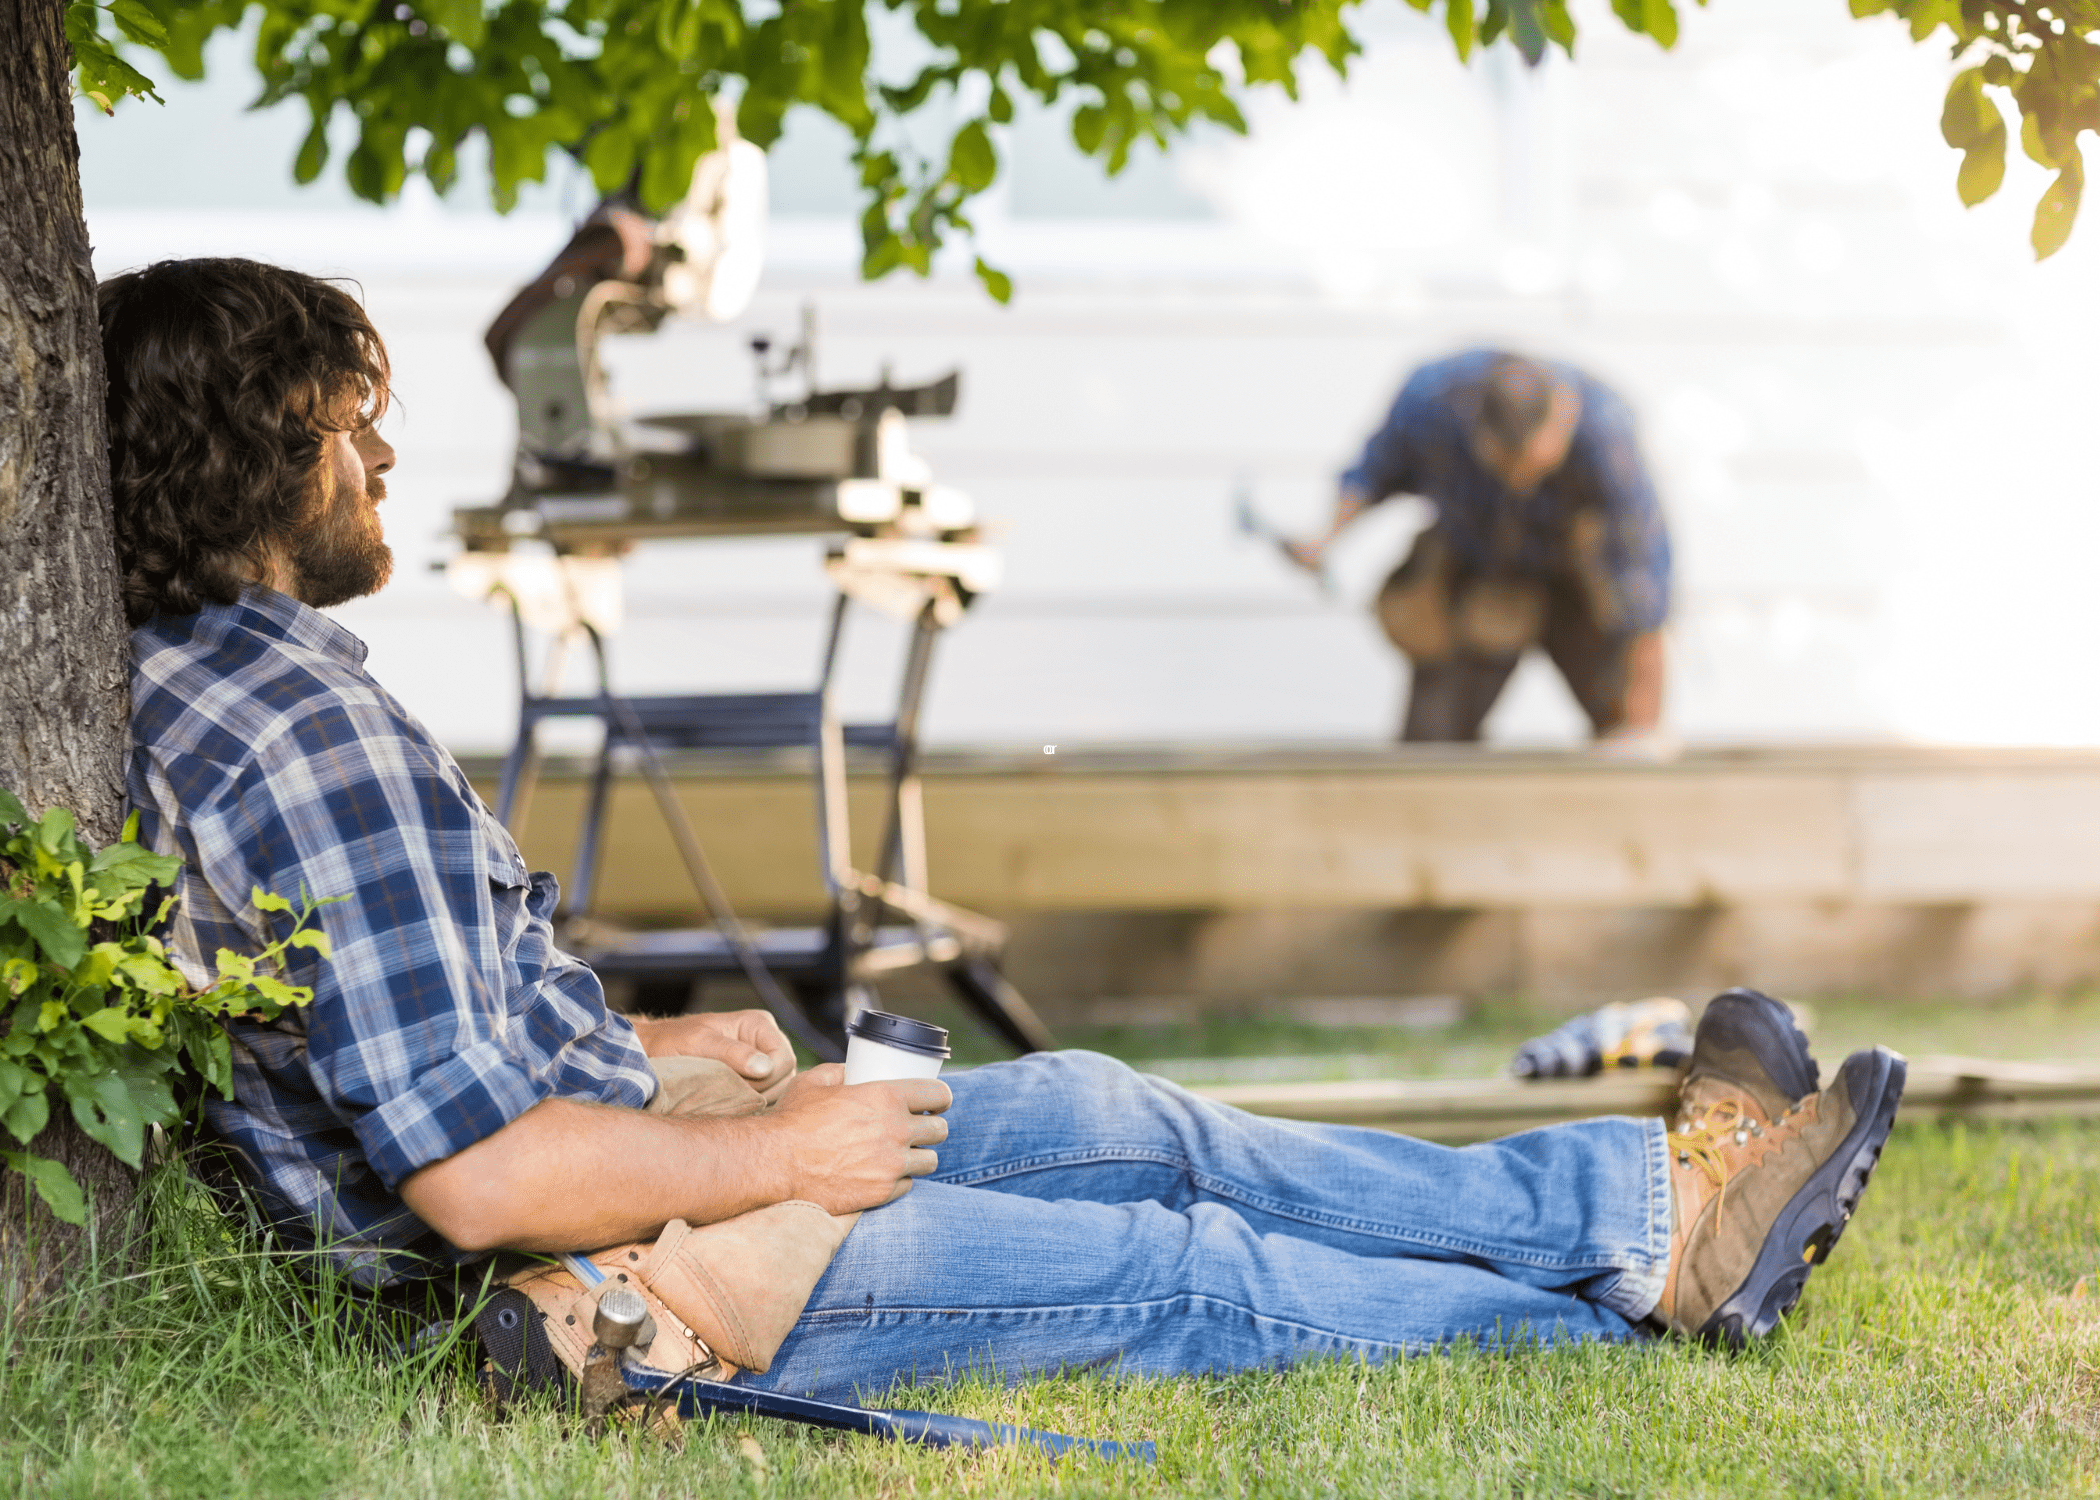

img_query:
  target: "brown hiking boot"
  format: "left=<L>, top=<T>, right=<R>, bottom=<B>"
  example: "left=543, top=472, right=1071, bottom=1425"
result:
left=1675, top=987, right=1819, bottom=1131
left=1657, top=1045, right=1905, bottom=1347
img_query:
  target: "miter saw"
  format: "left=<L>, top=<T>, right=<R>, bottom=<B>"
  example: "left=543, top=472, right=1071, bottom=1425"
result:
left=448, top=111, right=1047, bottom=1056
left=467, top=111, right=979, bottom=563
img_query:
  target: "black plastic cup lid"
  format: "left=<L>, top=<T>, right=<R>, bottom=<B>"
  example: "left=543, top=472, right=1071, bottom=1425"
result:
left=846, top=1009, right=950, bottom=1058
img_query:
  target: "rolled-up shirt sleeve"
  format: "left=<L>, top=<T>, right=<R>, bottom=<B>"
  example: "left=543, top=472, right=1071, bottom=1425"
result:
left=1341, top=370, right=1436, bottom=502
left=195, top=702, right=561, bottom=1191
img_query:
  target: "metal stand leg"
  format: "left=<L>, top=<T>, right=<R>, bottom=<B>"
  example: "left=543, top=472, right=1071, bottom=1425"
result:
left=944, top=956, right=1056, bottom=1054
left=814, top=596, right=862, bottom=1034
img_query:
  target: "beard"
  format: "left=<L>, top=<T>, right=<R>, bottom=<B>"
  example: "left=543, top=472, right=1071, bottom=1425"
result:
left=290, top=471, right=394, bottom=608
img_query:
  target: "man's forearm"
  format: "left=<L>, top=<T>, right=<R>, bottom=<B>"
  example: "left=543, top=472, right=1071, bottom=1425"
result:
left=1617, top=630, right=1665, bottom=730
left=1288, top=489, right=1370, bottom=570
left=398, top=1067, right=951, bottom=1254
left=400, top=1097, right=778, bottom=1253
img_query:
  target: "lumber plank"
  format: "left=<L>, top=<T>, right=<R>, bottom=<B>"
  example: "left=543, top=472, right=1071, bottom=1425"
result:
left=1189, top=1055, right=2100, bottom=1142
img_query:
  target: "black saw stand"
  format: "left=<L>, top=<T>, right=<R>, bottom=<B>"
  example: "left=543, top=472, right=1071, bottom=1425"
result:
left=486, top=569, right=1054, bottom=1061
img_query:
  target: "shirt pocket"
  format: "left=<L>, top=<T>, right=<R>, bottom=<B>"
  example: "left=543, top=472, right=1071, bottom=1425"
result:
left=484, top=841, right=531, bottom=891
left=482, top=827, right=533, bottom=943
left=475, top=799, right=532, bottom=889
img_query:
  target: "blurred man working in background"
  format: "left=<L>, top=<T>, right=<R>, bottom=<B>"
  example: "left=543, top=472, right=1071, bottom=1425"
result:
left=1291, top=350, right=1672, bottom=744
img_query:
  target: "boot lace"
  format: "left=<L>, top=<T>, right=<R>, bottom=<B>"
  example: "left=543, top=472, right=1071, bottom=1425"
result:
left=1666, top=1097, right=1759, bottom=1237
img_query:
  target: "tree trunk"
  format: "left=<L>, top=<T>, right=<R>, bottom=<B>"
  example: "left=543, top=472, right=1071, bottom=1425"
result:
left=0, top=0, right=141, bottom=1312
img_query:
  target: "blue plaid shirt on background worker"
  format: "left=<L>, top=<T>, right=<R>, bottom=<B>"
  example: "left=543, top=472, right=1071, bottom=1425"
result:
left=1342, top=348, right=1673, bottom=636
left=127, top=585, right=656, bottom=1283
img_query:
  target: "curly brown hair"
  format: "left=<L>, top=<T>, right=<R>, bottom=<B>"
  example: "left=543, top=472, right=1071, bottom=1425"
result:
left=98, top=258, right=390, bottom=625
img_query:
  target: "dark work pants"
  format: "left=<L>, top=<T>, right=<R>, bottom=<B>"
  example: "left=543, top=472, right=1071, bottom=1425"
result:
left=1401, top=571, right=1629, bottom=744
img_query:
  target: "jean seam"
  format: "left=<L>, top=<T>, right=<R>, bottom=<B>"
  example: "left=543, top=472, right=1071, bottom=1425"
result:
left=790, top=1293, right=1636, bottom=1358
left=1595, top=1116, right=1670, bottom=1324
left=939, top=1141, right=1658, bottom=1279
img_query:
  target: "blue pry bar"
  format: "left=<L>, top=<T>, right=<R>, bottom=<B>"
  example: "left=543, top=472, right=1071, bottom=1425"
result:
left=620, top=1364, right=1156, bottom=1463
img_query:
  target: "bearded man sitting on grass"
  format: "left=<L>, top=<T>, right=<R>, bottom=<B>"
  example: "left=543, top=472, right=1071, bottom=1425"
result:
left=105, top=257, right=1907, bottom=1401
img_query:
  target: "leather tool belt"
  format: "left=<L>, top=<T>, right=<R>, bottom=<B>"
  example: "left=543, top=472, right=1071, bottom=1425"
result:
left=502, top=1197, right=856, bottom=1384
left=1374, top=512, right=1622, bottom=662
left=1375, top=528, right=1542, bottom=661
left=494, top=1054, right=858, bottom=1394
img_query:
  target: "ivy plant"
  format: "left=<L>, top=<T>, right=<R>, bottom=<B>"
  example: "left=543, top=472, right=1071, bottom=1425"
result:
left=0, top=787, right=330, bottom=1226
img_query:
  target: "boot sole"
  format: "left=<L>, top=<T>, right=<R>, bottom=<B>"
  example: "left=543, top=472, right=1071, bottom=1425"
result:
left=1693, top=1045, right=1906, bottom=1350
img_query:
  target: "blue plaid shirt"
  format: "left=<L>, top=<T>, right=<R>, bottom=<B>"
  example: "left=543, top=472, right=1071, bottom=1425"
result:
left=1343, top=350, right=1672, bottom=634
left=127, top=586, right=655, bottom=1283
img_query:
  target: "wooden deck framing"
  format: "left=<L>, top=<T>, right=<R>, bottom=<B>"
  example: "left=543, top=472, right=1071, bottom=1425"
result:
left=1192, top=1056, right=2100, bottom=1143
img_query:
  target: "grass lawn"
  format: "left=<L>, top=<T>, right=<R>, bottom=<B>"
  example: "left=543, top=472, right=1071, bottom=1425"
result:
left=9, top=997, right=2100, bottom=1497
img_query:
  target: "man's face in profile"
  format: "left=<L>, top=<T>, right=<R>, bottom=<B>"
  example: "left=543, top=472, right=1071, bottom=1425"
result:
left=288, top=415, right=396, bottom=608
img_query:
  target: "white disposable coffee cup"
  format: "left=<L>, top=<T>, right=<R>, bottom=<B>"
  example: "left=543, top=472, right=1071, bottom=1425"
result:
left=841, top=1010, right=950, bottom=1085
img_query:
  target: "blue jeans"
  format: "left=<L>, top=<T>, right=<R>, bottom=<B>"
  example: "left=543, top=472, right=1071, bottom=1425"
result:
left=746, top=1051, right=1671, bottom=1401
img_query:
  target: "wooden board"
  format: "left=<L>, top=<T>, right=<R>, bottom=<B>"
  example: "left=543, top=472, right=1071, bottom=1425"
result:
left=1189, top=1055, right=2100, bottom=1143
left=465, top=745, right=2100, bottom=918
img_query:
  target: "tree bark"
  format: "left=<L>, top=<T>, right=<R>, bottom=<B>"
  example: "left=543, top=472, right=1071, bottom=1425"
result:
left=0, top=0, right=141, bottom=1312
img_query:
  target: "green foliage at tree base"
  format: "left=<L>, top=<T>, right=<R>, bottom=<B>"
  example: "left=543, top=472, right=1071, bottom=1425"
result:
left=0, top=787, right=329, bottom=1225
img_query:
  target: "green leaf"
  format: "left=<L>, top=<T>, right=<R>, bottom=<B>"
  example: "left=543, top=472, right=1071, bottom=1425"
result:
left=2033, top=153, right=2084, bottom=260
left=4, top=1089, right=48, bottom=1147
left=247, top=975, right=305, bottom=1009
left=1071, top=104, right=1108, bottom=156
left=64, top=3, right=164, bottom=110
left=113, top=950, right=181, bottom=995
left=110, top=1049, right=179, bottom=1129
left=2021, top=109, right=2060, bottom=170
left=289, top=929, right=332, bottom=961
left=1941, top=68, right=2007, bottom=206
left=1505, top=0, right=1548, bottom=65
left=72, top=946, right=116, bottom=990
left=1958, top=129, right=2006, bottom=206
left=1448, top=0, right=1475, bottom=60
left=584, top=123, right=637, bottom=192
left=65, top=1070, right=146, bottom=1169
left=1905, top=0, right=1963, bottom=42
left=294, top=113, right=329, bottom=185
left=107, top=0, right=166, bottom=46
left=250, top=888, right=293, bottom=915
left=80, top=1008, right=131, bottom=1044
left=0, top=787, right=27, bottom=832
left=34, top=807, right=74, bottom=856
left=948, top=120, right=997, bottom=193
left=2, top=1152, right=86, bottom=1226
left=1, top=898, right=86, bottom=971
left=1639, top=0, right=1677, bottom=52
left=973, top=256, right=1013, bottom=304
left=89, top=843, right=177, bottom=885
left=188, top=1026, right=234, bottom=1100
left=425, top=0, right=486, bottom=48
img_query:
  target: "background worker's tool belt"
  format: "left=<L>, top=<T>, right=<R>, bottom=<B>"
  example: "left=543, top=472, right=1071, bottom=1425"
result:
left=500, top=1053, right=858, bottom=1386
left=1376, top=512, right=1621, bottom=662
left=1376, top=528, right=1544, bottom=661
